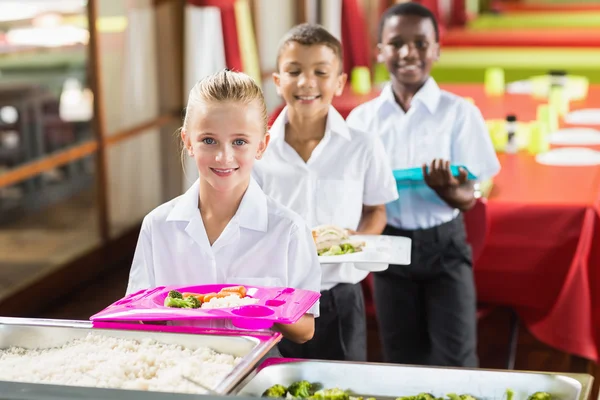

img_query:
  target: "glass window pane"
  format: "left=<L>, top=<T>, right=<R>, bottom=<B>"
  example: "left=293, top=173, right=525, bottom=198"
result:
left=0, top=0, right=93, bottom=170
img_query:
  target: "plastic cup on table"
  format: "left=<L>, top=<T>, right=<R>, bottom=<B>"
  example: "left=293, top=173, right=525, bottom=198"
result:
left=528, top=121, right=550, bottom=155
left=517, top=121, right=533, bottom=150
left=549, top=85, right=569, bottom=117
left=537, top=104, right=559, bottom=133
left=351, top=66, right=372, bottom=95
left=484, top=67, right=505, bottom=96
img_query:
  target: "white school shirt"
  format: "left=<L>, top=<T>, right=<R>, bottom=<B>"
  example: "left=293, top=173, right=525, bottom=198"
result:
left=126, top=177, right=321, bottom=316
left=347, top=78, right=501, bottom=230
left=253, top=106, right=398, bottom=290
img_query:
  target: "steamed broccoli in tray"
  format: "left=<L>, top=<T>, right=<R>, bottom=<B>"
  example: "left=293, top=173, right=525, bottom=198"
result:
left=261, top=382, right=551, bottom=400
left=262, top=381, right=314, bottom=399
left=527, top=393, right=551, bottom=400
left=287, top=381, right=314, bottom=398
left=262, top=381, right=347, bottom=400
left=263, top=385, right=289, bottom=398
left=313, top=388, right=350, bottom=400
left=163, top=290, right=201, bottom=308
left=397, top=394, right=443, bottom=400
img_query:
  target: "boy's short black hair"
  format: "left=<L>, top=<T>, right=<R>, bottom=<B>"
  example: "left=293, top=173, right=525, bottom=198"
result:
left=276, top=23, right=344, bottom=73
left=378, top=2, right=440, bottom=43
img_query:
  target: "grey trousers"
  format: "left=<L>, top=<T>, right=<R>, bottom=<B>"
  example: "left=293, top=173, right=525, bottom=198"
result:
left=278, top=282, right=367, bottom=362
left=373, top=216, right=478, bottom=368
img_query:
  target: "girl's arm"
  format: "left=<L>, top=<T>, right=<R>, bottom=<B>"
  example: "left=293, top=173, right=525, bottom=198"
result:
left=126, top=216, right=156, bottom=295
left=273, top=314, right=315, bottom=343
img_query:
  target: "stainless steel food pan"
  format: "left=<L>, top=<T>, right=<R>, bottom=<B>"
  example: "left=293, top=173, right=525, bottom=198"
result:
left=232, top=360, right=593, bottom=400
left=0, top=316, right=280, bottom=395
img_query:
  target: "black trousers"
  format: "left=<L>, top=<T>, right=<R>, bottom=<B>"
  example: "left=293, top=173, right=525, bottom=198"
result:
left=373, top=216, right=478, bottom=368
left=278, top=282, right=367, bottom=361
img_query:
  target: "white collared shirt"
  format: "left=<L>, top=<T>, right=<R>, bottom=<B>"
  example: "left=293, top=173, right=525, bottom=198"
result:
left=126, top=178, right=321, bottom=316
left=347, top=78, right=501, bottom=230
left=253, top=106, right=399, bottom=290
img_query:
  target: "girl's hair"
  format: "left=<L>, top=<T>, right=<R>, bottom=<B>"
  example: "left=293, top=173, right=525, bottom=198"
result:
left=180, top=69, right=268, bottom=176
left=183, top=69, right=268, bottom=134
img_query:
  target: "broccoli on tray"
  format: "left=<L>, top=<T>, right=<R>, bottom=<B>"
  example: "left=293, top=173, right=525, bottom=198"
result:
left=312, top=388, right=350, bottom=400
left=163, top=290, right=201, bottom=308
left=261, top=382, right=551, bottom=400
left=263, top=385, right=289, bottom=398
left=262, top=382, right=348, bottom=400
left=527, top=393, right=551, bottom=400
left=396, top=394, right=441, bottom=400
left=288, top=381, right=314, bottom=398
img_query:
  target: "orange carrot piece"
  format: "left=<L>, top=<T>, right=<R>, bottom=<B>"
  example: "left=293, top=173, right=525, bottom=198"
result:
left=220, top=286, right=247, bottom=297
left=202, top=293, right=218, bottom=302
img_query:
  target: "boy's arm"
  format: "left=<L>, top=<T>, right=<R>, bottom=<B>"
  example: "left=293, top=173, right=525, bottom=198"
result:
left=424, top=100, right=501, bottom=211
left=279, top=224, right=321, bottom=343
left=423, top=159, right=476, bottom=211
left=352, top=135, right=398, bottom=235
left=352, top=204, right=387, bottom=235
left=449, top=101, right=501, bottom=202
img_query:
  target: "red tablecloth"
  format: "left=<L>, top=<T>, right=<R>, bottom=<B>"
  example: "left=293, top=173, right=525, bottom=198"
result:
left=330, top=85, right=600, bottom=362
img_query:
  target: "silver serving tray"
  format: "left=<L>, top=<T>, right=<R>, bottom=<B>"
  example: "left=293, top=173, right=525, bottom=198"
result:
left=232, top=360, right=593, bottom=400
left=0, top=317, right=280, bottom=395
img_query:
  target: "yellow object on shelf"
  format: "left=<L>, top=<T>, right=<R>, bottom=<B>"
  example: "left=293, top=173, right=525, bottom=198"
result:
left=484, top=67, right=505, bottom=96
left=351, top=66, right=372, bottom=95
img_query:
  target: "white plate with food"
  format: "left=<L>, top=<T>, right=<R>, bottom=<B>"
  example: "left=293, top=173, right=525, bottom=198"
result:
left=312, top=225, right=411, bottom=271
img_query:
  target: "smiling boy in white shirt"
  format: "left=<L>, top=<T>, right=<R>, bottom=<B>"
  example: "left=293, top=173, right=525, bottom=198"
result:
left=347, top=2, right=500, bottom=367
left=253, top=24, right=398, bottom=361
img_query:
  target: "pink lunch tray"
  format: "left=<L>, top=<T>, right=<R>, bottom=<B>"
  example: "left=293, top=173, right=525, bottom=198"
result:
left=91, top=321, right=282, bottom=343
left=90, top=284, right=320, bottom=330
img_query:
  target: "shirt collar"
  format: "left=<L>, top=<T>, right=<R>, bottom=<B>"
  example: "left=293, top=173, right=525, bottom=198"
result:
left=167, top=177, right=268, bottom=233
left=378, top=77, right=441, bottom=115
left=269, top=105, right=352, bottom=141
